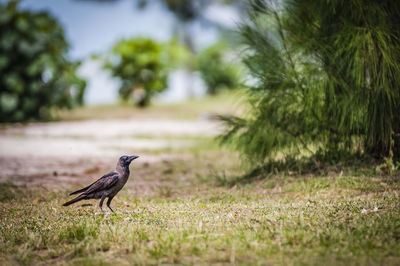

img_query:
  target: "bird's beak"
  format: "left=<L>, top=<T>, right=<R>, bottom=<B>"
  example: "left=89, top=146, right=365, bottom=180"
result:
left=128, top=155, right=139, bottom=162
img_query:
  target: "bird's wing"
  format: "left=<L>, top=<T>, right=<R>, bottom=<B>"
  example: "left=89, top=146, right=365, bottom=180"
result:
left=69, top=171, right=117, bottom=196
left=82, top=172, right=119, bottom=195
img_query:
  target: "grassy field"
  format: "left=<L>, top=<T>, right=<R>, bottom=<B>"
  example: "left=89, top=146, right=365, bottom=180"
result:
left=1, top=169, right=400, bottom=265
left=1, top=94, right=400, bottom=265
left=52, top=91, right=246, bottom=121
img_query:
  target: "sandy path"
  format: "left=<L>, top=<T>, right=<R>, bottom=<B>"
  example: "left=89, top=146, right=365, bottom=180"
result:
left=0, top=118, right=222, bottom=188
left=0, top=118, right=221, bottom=158
left=2, top=118, right=220, bottom=138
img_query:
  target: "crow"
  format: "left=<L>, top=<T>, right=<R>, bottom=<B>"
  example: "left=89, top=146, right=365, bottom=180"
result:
left=63, top=155, right=139, bottom=214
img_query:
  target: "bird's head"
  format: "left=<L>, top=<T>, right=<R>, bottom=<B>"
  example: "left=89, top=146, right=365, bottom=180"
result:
left=119, top=155, right=139, bottom=167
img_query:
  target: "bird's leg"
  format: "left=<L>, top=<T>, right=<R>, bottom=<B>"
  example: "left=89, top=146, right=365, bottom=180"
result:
left=107, top=196, right=115, bottom=213
left=99, top=195, right=106, bottom=215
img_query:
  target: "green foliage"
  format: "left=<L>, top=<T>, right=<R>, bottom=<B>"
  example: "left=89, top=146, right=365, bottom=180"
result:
left=160, top=0, right=203, bottom=21
left=220, top=0, right=400, bottom=170
left=286, top=0, right=400, bottom=158
left=104, top=38, right=189, bottom=106
left=196, top=42, right=241, bottom=94
left=0, top=1, right=86, bottom=122
left=137, top=0, right=241, bottom=23
left=164, top=38, right=192, bottom=69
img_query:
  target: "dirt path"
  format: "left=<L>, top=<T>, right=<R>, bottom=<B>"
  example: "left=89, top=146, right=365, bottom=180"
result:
left=0, top=118, right=221, bottom=157
left=0, top=118, right=222, bottom=188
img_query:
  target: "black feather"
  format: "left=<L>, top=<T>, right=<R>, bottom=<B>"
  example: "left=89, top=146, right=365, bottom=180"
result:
left=68, top=172, right=117, bottom=196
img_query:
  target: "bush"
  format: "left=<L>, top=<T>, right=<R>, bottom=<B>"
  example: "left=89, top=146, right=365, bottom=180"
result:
left=196, top=42, right=241, bottom=94
left=104, top=38, right=173, bottom=107
left=0, top=1, right=86, bottom=122
left=220, top=0, right=400, bottom=170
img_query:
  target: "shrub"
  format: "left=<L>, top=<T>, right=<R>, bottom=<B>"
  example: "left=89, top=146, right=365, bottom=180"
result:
left=196, top=42, right=241, bottom=94
left=104, top=38, right=170, bottom=107
left=0, top=1, right=86, bottom=122
left=220, top=0, right=400, bottom=170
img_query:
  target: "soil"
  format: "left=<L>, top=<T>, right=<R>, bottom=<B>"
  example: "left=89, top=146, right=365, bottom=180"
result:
left=0, top=118, right=221, bottom=191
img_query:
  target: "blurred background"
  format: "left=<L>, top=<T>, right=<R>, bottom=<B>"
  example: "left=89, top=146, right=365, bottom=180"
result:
left=0, top=0, right=245, bottom=120
left=0, top=0, right=248, bottom=186
left=2, top=1, right=400, bottom=264
left=2, top=0, right=399, bottom=166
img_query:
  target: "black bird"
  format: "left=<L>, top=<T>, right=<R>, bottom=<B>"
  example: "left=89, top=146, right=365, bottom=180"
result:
left=63, top=155, right=139, bottom=214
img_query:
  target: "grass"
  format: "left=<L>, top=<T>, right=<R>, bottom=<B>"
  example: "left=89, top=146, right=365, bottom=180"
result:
left=2, top=91, right=400, bottom=264
left=1, top=171, right=400, bottom=265
left=52, top=90, right=246, bottom=121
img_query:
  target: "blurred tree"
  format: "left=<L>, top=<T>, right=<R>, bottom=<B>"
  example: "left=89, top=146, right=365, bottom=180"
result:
left=75, top=0, right=244, bottom=97
left=220, top=0, right=400, bottom=170
left=0, top=1, right=86, bottom=122
left=196, top=41, right=241, bottom=94
left=140, top=0, right=213, bottom=53
left=74, top=0, right=243, bottom=49
left=137, top=0, right=244, bottom=97
left=130, top=0, right=244, bottom=50
left=104, top=38, right=189, bottom=106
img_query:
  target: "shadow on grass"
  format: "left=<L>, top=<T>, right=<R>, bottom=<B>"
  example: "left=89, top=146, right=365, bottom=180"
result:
left=214, top=152, right=395, bottom=187
left=0, top=181, right=23, bottom=202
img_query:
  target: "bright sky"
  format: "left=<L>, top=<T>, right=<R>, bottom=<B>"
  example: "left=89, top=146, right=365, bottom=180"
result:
left=19, top=0, right=235, bottom=60
left=20, top=0, right=177, bottom=60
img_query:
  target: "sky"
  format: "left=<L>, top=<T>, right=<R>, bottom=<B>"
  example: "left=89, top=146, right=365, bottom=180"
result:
left=18, top=0, right=240, bottom=104
left=19, top=0, right=233, bottom=60
left=20, top=0, right=177, bottom=60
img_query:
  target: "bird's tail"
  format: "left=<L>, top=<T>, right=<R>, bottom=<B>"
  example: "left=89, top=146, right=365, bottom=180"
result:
left=62, top=194, right=86, bottom=206
left=69, top=185, right=90, bottom=196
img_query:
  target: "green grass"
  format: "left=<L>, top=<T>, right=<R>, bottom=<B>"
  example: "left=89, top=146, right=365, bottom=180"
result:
left=1, top=172, right=400, bottom=265
left=53, top=90, right=246, bottom=121
left=0, top=182, right=23, bottom=202
left=2, top=91, right=400, bottom=265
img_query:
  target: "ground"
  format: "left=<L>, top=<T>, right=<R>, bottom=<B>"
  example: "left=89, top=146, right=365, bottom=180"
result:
left=1, top=93, right=400, bottom=265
